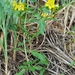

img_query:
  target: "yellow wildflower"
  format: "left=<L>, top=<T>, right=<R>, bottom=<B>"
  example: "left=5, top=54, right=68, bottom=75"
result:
left=41, top=12, right=54, bottom=18
left=14, top=4, right=19, bottom=10
left=45, top=0, right=59, bottom=10
left=12, top=1, right=17, bottom=7
left=41, top=13, right=47, bottom=17
left=18, top=2, right=24, bottom=11
left=12, top=1, right=18, bottom=10
left=52, top=4, right=59, bottom=12
left=49, top=14, right=54, bottom=18
left=12, top=1, right=24, bottom=11
left=45, top=0, right=55, bottom=9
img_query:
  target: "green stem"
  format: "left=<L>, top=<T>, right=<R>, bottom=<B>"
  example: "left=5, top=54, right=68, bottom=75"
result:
left=3, top=21, right=8, bottom=74
left=23, top=14, right=29, bottom=62
left=23, top=35, right=29, bottom=61
left=4, top=31, right=8, bottom=74
left=13, top=32, right=17, bottom=61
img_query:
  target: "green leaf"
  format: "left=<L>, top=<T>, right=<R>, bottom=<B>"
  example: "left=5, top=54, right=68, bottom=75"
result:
left=33, top=14, right=41, bottom=19
left=23, top=60, right=33, bottom=66
left=33, top=66, right=42, bottom=70
left=13, top=48, right=22, bottom=51
left=72, top=38, right=75, bottom=42
left=19, top=66, right=27, bottom=69
left=18, top=42, right=24, bottom=47
left=29, top=65, right=43, bottom=72
left=23, top=59, right=38, bottom=66
left=0, top=39, right=3, bottom=46
left=38, top=60, right=48, bottom=65
left=31, top=51, right=48, bottom=65
left=67, top=31, right=73, bottom=35
left=0, top=39, right=3, bottom=50
left=20, top=26, right=29, bottom=33
left=42, top=6, right=51, bottom=13
left=0, top=3, right=5, bottom=22
left=29, top=66, right=35, bottom=72
left=61, top=0, right=66, bottom=5
left=60, top=74, right=64, bottom=75
left=40, top=68, right=46, bottom=75
left=15, top=69, right=25, bottom=75
left=21, top=11, right=26, bottom=17
left=38, top=18, right=45, bottom=34
left=72, top=25, right=75, bottom=31
left=69, top=61, right=75, bottom=66
left=9, top=24, right=17, bottom=31
left=13, top=11, right=19, bottom=24
left=31, top=59, right=38, bottom=64
left=29, top=0, right=37, bottom=3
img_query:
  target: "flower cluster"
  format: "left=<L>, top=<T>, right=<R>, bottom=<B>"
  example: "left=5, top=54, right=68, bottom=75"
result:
left=41, top=0, right=59, bottom=18
left=41, top=13, right=47, bottom=18
left=41, top=12, right=54, bottom=18
left=45, top=0, right=59, bottom=9
left=12, top=1, right=24, bottom=11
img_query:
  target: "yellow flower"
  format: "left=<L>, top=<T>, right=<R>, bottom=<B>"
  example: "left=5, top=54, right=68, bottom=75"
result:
left=12, top=1, right=18, bottom=10
left=14, top=4, right=19, bottom=10
left=12, top=1, right=17, bottom=7
left=18, top=2, right=24, bottom=11
left=12, top=1, right=24, bottom=11
left=41, top=12, right=54, bottom=18
left=49, top=14, right=54, bottom=18
left=52, top=4, right=59, bottom=12
left=45, top=0, right=58, bottom=10
left=41, top=13, right=47, bottom=17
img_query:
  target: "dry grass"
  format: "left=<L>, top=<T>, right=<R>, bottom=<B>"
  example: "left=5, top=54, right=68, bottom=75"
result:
left=0, top=0, right=75, bottom=75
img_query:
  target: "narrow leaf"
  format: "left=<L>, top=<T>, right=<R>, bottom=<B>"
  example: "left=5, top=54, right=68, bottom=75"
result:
left=31, top=51, right=48, bottom=65
left=15, top=69, right=25, bottom=75
left=38, top=19, right=45, bottom=34
left=70, top=61, right=75, bottom=66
